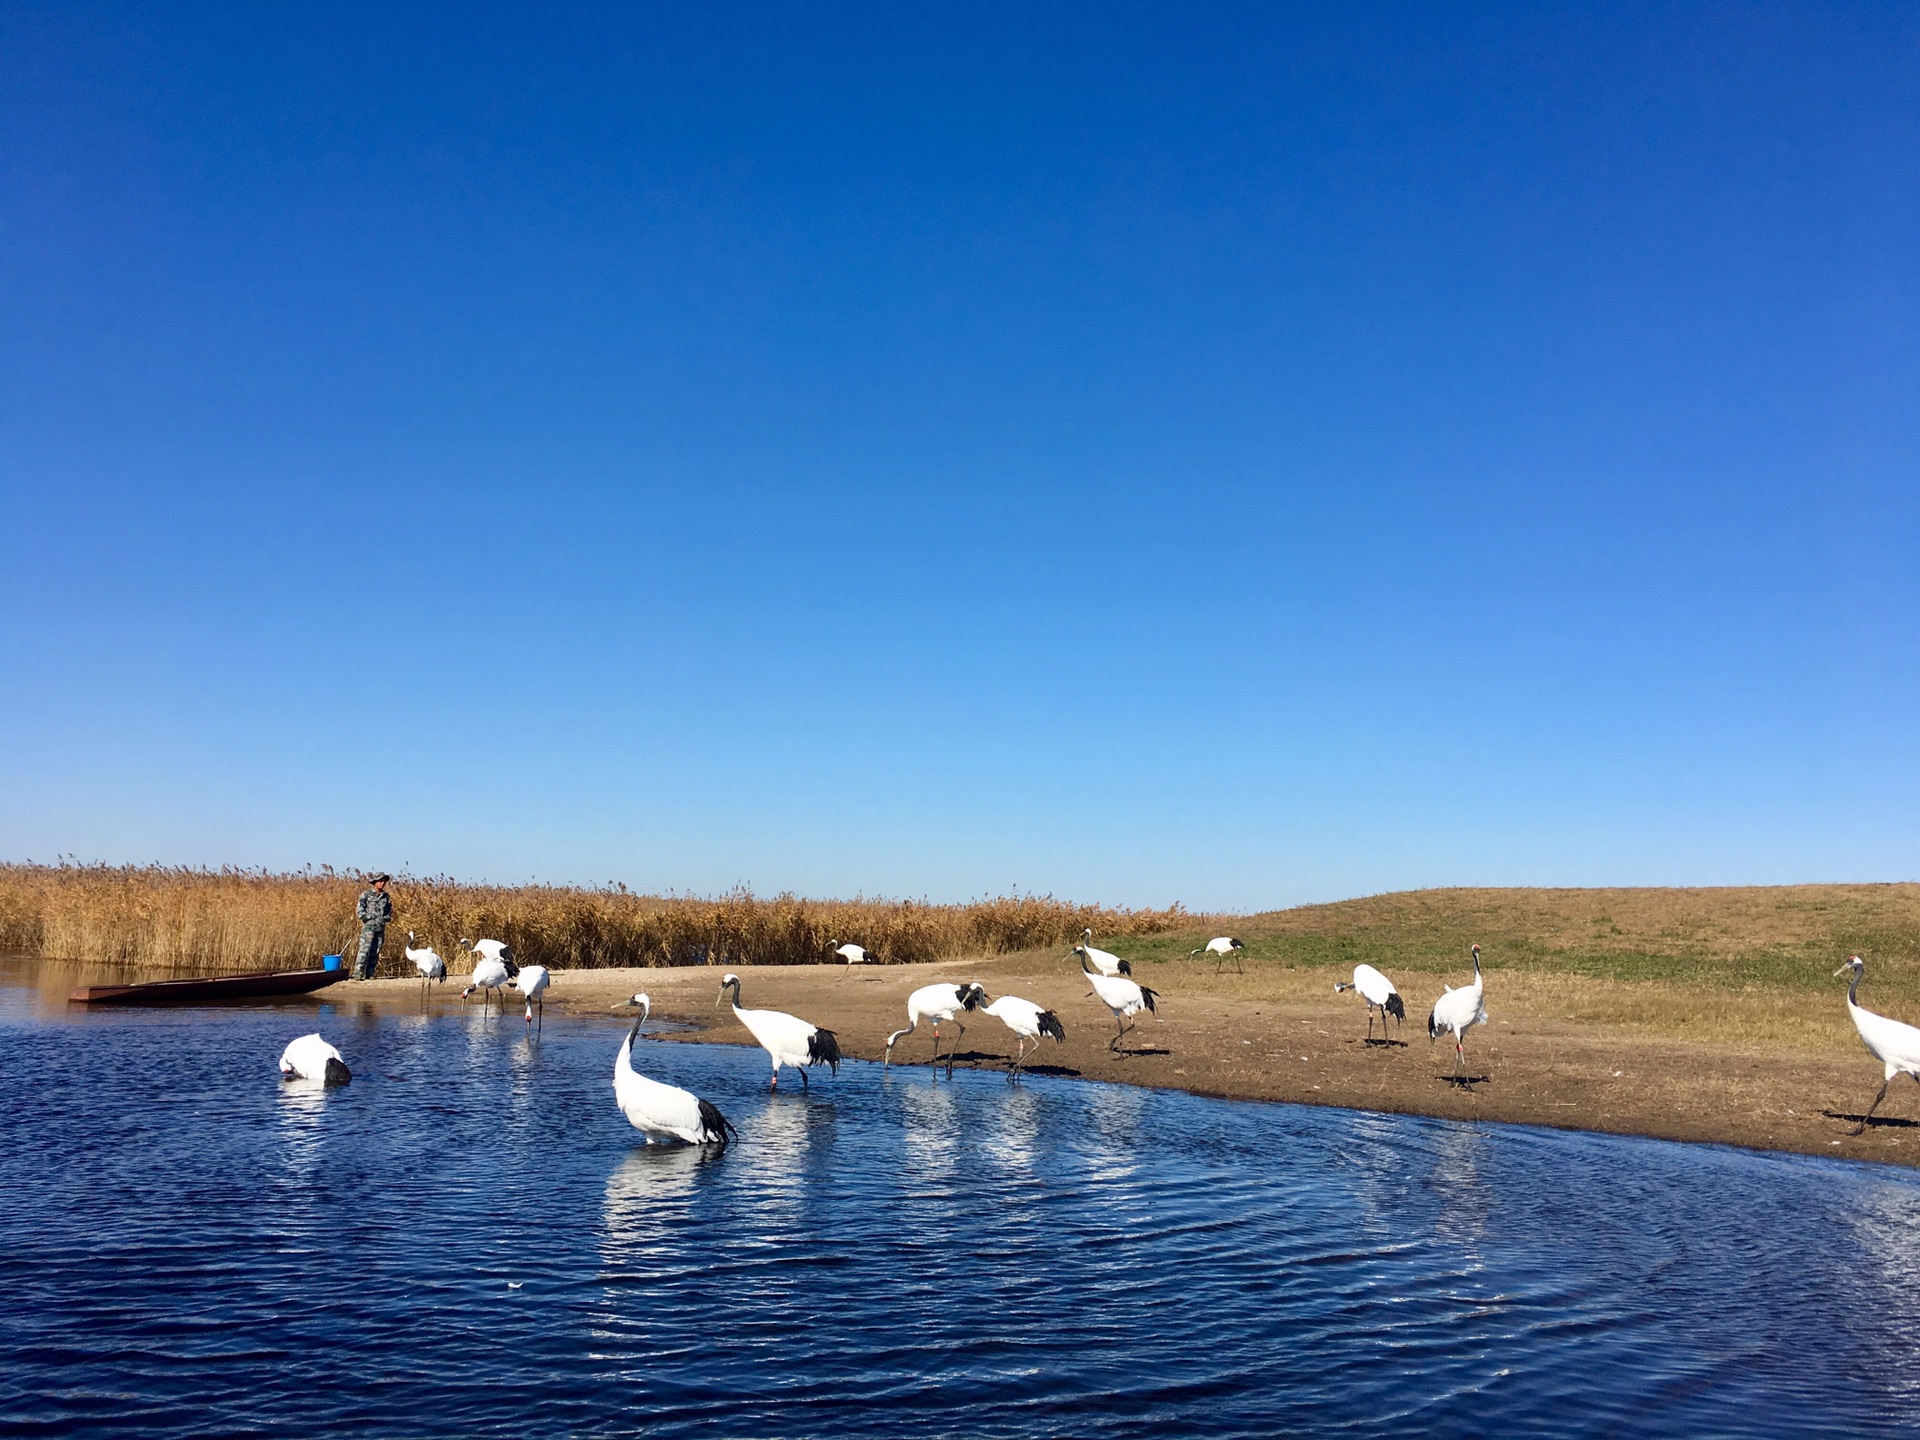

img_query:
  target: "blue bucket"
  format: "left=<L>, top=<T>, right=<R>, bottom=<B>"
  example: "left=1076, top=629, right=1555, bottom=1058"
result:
left=322, top=954, right=343, bottom=971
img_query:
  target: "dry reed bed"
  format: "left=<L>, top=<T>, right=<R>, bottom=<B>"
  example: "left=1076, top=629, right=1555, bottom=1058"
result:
left=0, top=864, right=1195, bottom=975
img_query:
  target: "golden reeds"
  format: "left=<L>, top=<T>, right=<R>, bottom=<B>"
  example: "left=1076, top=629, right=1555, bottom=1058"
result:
left=0, top=863, right=1195, bottom=975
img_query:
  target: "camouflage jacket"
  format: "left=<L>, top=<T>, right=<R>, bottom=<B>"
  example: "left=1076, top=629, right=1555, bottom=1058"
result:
left=356, top=887, right=393, bottom=928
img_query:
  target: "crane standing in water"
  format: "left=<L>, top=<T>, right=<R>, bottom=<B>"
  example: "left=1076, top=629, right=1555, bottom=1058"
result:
left=611, top=995, right=734, bottom=1146
left=717, top=974, right=843, bottom=1090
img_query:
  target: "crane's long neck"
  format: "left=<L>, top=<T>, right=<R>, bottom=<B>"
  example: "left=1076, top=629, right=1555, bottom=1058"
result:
left=1472, top=952, right=1482, bottom=990
left=617, top=1019, right=642, bottom=1077
left=1849, top=969, right=1862, bottom=1008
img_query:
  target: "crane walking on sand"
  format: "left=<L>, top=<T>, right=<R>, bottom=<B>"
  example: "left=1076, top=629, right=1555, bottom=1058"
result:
left=462, top=954, right=512, bottom=1014
left=1190, top=936, right=1246, bottom=975
left=612, top=995, right=735, bottom=1145
left=1335, top=964, right=1406, bottom=1042
left=1080, top=953, right=1158, bottom=1055
left=980, top=994, right=1066, bottom=1079
left=404, top=932, right=445, bottom=999
left=1428, top=944, right=1489, bottom=1081
left=279, top=1033, right=352, bottom=1085
left=510, top=965, right=552, bottom=1030
left=717, top=974, right=843, bottom=1090
left=1073, top=929, right=1132, bottom=977
left=1835, top=956, right=1920, bottom=1134
left=886, top=982, right=988, bottom=1076
left=828, top=938, right=875, bottom=978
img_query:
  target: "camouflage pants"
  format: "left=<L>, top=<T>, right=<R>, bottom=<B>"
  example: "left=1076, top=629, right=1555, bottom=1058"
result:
left=354, top=925, right=385, bottom=980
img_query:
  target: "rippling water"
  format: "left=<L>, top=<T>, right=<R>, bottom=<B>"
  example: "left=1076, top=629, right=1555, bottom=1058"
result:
left=4, top=967, right=1918, bottom=1437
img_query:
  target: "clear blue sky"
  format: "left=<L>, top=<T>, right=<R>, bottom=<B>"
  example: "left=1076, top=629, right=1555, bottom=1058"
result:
left=2, top=4, right=1915, bottom=910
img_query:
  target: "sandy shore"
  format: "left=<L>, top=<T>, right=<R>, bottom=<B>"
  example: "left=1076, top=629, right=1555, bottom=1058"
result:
left=354, top=951, right=1919, bottom=1167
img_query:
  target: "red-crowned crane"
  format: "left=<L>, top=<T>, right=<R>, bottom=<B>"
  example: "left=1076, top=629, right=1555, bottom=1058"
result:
left=980, top=994, right=1066, bottom=1078
left=1835, top=955, right=1920, bottom=1134
left=404, top=932, right=445, bottom=999
left=458, top=937, right=518, bottom=978
left=717, top=974, right=842, bottom=1090
left=1072, top=929, right=1132, bottom=977
left=611, top=995, right=734, bottom=1145
left=886, top=982, right=987, bottom=1076
left=510, top=965, right=552, bottom=1030
left=1428, top=944, right=1489, bottom=1081
left=279, top=1033, right=351, bottom=1085
left=1335, top=964, right=1405, bottom=1042
left=1190, top=936, right=1246, bottom=974
left=462, top=954, right=511, bottom=1013
left=1080, top=953, right=1158, bottom=1055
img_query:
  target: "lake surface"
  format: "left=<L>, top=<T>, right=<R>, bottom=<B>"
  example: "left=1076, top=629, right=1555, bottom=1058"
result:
left=3, top=964, right=1918, bottom=1437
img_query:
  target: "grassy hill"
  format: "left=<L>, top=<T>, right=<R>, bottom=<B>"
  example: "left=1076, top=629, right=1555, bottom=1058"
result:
left=1118, top=884, right=1920, bottom=995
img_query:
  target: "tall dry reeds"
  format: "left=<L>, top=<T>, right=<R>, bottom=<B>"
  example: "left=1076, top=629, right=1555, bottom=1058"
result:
left=0, top=863, right=1195, bottom=975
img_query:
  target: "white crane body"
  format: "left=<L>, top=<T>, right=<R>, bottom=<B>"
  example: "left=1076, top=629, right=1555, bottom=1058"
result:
left=612, top=999, right=734, bottom=1145
left=886, top=982, right=987, bottom=1073
left=1191, top=936, right=1246, bottom=974
left=1081, top=955, right=1158, bottom=1054
left=1335, top=963, right=1406, bottom=1040
left=404, top=932, right=446, bottom=993
left=829, top=939, right=873, bottom=966
left=459, top=938, right=518, bottom=977
left=279, top=1033, right=351, bottom=1085
left=1073, top=929, right=1132, bottom=977
left=463, top=955, right=511, bottom=1012
left=718, top=974, right=841, bottom=1089
left=1837, top=957, right=1920, bottom=1133
left=1428, top=946, right=1488, bottom=1079
left=981, top=994, right=1066, bottom=1076
left=511, top=965, right=552, bottom=1028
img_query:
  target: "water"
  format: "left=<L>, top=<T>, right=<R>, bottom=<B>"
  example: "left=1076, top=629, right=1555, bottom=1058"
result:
left=3, top=967, right=1918, bottom=1437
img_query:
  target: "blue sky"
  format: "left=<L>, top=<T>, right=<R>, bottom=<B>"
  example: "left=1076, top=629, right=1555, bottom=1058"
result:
left=2, top=3, right=1915, bottom=910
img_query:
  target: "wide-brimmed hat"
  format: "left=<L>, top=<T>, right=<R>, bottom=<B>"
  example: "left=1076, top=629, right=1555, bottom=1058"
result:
left=370, top=872, right=392, bottom=883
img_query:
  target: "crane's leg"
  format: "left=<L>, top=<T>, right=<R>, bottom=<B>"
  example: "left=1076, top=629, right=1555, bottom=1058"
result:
left=1366, top=1008, right=1375, bottom=1042
left=798, top=1065, right=810, bottom=1092
left=537, top=995, right=544, bottom=1033
left=1853, top=1079, right=1893, bottom=1134
left=770, top=1060, right=780, bottom=1092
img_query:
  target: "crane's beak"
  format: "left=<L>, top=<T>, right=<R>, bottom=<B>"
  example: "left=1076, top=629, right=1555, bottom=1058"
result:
left=1833, top=963, right=1856, bottom=977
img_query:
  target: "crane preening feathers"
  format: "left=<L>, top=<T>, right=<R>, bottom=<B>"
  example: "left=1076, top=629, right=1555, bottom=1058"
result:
left=278, top=1033, right=351, bottom=1085
left=1835, top=956, right=1920, bottom=1134
left=612, top=995, right=735, bottom=1146
left=1334, top=964, right=1405, bottom=1042
left=1428, top=944, right=1489, bottom=1082
left=717, top=974, right=842, bottom=1090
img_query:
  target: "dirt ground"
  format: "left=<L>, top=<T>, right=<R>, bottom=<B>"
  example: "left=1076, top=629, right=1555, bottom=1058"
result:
left=359, top=951, right=1920, bottom=1168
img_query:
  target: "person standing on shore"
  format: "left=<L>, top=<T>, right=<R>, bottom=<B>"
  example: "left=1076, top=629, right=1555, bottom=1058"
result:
left=353, top=873, right=393, bottom=981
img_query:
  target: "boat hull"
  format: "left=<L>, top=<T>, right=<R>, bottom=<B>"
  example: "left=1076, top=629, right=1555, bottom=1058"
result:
left=68, top=968, right=350, bottom=1005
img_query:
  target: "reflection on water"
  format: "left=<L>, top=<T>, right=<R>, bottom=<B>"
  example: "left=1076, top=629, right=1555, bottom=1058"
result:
left=3, top=965, right=1920, bottom=1439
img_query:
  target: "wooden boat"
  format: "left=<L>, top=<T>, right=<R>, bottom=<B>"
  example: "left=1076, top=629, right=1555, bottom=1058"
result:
left=68, top=966, right=350, bottom=1006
